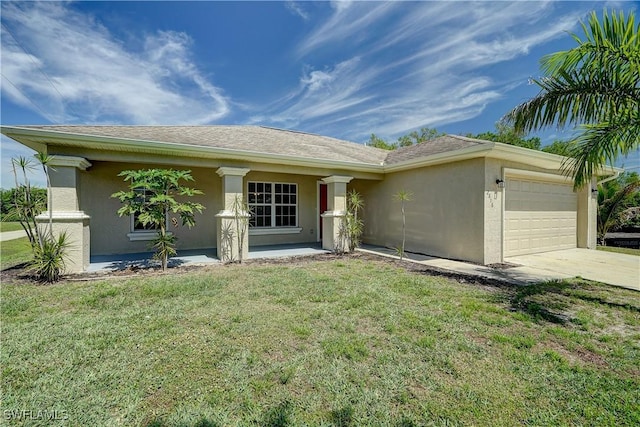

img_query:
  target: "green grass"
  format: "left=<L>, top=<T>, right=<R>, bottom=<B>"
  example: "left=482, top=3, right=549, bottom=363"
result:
left=598, top=245, right=640, bottom=256
left=0, top=221, right=25, bottom=232
left=2, top=257, right=639, bottom=426
left=0, top=236, right=32, bottom=270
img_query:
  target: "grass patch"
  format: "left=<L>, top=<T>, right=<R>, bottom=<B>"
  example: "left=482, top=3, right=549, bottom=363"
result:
left=2, top=257, right=639, bottom=425
left=0, top=236, right=32, bottom=270
left=0, top=221, right=26, bottom=232
left=597, top=245, right=640, bottom=256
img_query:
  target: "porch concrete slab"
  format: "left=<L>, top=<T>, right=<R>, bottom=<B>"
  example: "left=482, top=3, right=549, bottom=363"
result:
left=248, top=243, right=330, bottom=259
left=87, top=244, right=328, bottom=272
left=88, top=249, right=219, bottom=272
left=506, top=249, right=640, bottom=291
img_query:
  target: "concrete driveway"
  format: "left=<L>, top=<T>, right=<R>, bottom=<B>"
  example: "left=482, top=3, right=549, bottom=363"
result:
left=506, top=249, right=640, bottom=291
left=0, top=230, right=27, bottom=242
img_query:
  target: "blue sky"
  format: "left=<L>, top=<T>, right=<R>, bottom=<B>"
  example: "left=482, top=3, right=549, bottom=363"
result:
left=1, top=1, right=638, bottom=187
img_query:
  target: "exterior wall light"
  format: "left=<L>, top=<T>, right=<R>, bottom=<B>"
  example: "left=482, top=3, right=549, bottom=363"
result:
left=495, top=179, right=505, bottom=189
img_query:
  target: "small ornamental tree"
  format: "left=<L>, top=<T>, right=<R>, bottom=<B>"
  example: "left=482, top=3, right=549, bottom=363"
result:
left=9, top=154, right=70, bottom=282
left=337, top=190, right=364, bottom=253
left=111, top=169, right=205, bottom=271
left=393, top=189, right=413, bottom=260
left=346, top=190, right=364, bottom=251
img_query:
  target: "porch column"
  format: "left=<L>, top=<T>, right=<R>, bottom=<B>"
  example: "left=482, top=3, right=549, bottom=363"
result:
left=35, top=155, right=91, bottom=273
left=577, top=177, right=598, bottom=249
left=215, top=167, right=250, bottom=262
left=321, top=175, right=353, bottom=252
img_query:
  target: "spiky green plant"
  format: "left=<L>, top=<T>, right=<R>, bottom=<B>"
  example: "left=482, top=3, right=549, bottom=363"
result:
left=28, top=231, right=70, bottom=283
left=346, top=190, right=364, bottom=251
left=10, top=154, right=70, bottom=282
left=337, top=190, right=364, bottom=253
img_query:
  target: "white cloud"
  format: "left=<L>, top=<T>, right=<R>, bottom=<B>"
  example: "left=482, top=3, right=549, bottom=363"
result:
left=295, top=1, right=396, bottom=58
left=285, top=1, right=309, bottom=21
left=0, top=2, right=230, bottom=124
left=263, top=1, right=591, bottom=141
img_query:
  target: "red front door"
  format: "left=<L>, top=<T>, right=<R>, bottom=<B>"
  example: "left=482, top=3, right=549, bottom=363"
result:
left=319, top=183, right=327, bottom=240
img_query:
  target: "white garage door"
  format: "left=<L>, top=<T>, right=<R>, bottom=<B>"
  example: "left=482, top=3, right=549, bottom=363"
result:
left=504, top=176, right=577, bottom=257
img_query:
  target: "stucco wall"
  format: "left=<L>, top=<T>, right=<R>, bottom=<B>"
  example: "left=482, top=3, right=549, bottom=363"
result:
left=80, top=161, right=220, bottom=256
left=351, top=158, right=487, bottom=263
left=79, top=163, right=323, bottom=255
left=245, top=171, right=322, bottom=246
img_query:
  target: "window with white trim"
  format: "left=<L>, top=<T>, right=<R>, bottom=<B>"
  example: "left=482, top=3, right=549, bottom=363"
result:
left=248, top=182, right=297, bottom=228
left=131, top=189, right=161, bottom=231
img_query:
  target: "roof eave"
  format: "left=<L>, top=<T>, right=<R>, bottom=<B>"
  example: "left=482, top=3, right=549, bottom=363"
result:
left=489, top=142, right=623, bottom=175
left=1, top=125, right=385, bottom=174
left=382, top=143, right=495, bottom=172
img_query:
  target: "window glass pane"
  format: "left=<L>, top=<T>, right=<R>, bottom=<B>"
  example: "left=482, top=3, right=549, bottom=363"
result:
left=248, top=181, right=296, bottom=228
left=132, top=189, right=161, bottom=231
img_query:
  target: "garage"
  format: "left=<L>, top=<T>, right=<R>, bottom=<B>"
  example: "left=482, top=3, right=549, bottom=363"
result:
left=504, top=173, right=577, bottom=257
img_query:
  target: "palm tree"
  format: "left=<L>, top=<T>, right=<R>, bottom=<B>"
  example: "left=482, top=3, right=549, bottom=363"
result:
left=504, top=9, right=639, bottom=188
left=597, top=173, right=640, bottom=245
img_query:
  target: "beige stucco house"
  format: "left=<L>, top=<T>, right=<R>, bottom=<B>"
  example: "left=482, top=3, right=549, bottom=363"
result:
left=1, top=125, right=601, bottom=272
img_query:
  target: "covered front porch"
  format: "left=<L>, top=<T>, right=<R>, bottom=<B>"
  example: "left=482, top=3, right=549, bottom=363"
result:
left=42, top=155, right=366, bottom=273
left=87, top=243, right=329, bottom=272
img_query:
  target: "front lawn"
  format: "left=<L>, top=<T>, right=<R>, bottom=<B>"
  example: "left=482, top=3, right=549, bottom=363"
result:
left=2, top=256, right=638, bottom=426
left=0, top=236, right=32, bottom=270
left=598, top=245, right=640, bottom=256
left=0, top=221, right=25, bottom=232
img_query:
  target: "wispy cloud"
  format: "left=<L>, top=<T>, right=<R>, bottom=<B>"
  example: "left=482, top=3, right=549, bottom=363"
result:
left=0, top=2, right=230, bottom=124
left=295, top=1, right=396, bottom=59
left=285, top=1, right=309, bottom=21
left=267, top=1, right=588, bottom=141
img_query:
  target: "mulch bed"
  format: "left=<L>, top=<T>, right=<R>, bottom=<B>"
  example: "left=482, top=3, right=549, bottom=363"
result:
left=0, top=251, right=516, bottom=291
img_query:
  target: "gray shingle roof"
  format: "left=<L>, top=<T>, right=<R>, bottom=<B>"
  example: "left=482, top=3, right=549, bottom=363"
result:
left=10, top=126, right=493, bottom=167
left=17, top=125, right=389, bottom=165
left=383, top=135, right=491, bottom=165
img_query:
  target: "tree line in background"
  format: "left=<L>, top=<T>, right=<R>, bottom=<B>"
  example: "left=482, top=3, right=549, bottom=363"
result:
left=367, top=123, right=574, bottom=156
left=1, top=187, right=46, bottom=217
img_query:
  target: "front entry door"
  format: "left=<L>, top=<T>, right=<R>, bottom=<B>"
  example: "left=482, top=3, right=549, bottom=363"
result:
left=319, top=183, right=327, bottom=240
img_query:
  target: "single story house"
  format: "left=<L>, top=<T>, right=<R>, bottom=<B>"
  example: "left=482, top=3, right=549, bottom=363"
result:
left=1, top=125, right=604, bottom=272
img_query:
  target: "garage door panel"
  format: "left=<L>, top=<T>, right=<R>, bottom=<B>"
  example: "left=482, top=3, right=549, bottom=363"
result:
left=505, top=177, right=577, bottom=257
